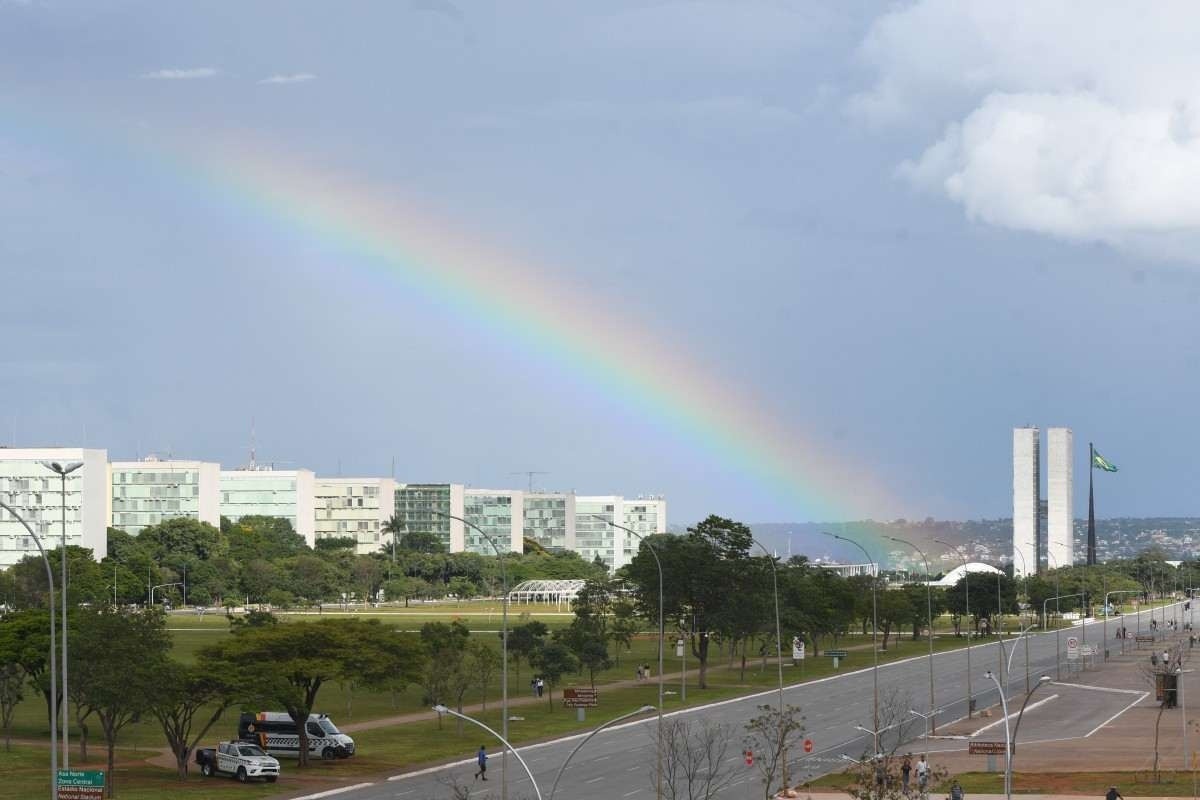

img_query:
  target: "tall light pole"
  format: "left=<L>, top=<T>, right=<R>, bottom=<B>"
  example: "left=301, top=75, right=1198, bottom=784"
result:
left=983, top=671, right=1011, bottom=800
left=598, top=517, right=664, bottom=800
left=432, top=705, right=542, bottom=800
left=750, top=537, right=787, bottom=791
left=1008, top=675, right=1053, bottom=798
left=0, top=500, right=58, bottom=799
left=827, top=531, right=879, bottom=753
left=436, top=512, right=511, bottom=800
left=935, top=540, right=973, bottom=718
left=549, top=705, right=656, bottom=800
left=1011, top=549, right=1031, bottom=693
left=41, top=459, right=82, bottom=771
left=886, top=536, right=937, bottom=734
left=1177, top=667, right=1195, bottom=800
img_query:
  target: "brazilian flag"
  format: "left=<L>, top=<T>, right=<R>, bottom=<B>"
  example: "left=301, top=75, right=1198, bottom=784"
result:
left=1092, top=450, right=1119, bottom=473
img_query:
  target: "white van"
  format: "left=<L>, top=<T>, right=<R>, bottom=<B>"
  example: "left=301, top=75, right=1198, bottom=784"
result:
left=238, top=712, right=356, bottom=760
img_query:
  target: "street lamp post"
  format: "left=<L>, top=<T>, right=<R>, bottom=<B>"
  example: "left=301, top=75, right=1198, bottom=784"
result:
left=1178, top=668, right=1195, bottom=800
left=750, top=537, right=788, bottom=791
left=1009, top=675, right=1053, bottom=798
left=549, top=705, right=657, bottom=800
left=436, top=512, right=511, bottom=800
left=0, top=500, right=58, bottom=800
left=41, top=459, right=82, bottom=770
left=887, top=536, right=937, bottom=734
left=827, top=532, right=879, bottom=752
left=150, top=582, right=183, bottom=607
left=983, top=671, right=1012, bottom=800
left=936, top=540, right=973, bottom=718
left=1105, top=590, right=1140, bottom=660
left=432, top=705, right=542, bottom=800
left=1011, top=549, right=1031, bottom=694
left=598, top=518, right=664, bottom=800
left=1043, top=594, right=1082, bottom=680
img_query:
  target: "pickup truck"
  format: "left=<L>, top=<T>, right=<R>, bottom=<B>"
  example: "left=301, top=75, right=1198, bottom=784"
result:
left=195, top=741, right=281, bottom=783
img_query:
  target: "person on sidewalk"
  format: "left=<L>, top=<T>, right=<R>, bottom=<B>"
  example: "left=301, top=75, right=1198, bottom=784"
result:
left=948, top=780, right=963, bottom=800
left=474, top=745, right=488, bottom=781
left=915, top=754, right=929, bottom=796
left=1105, top=786, right=1124, bottom=800
left=900, top=755, right=912, bottom=795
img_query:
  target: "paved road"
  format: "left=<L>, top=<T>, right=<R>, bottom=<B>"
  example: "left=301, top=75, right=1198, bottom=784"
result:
left=296, top=600, right=1191, bottom=800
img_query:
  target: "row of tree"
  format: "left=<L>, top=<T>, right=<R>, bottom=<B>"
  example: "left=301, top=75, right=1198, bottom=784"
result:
left=0, top=516, right=608, bottom=611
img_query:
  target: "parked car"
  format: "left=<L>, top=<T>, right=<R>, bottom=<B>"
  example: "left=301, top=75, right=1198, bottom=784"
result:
left=239, top=712, right=356, bottom=760
left=195, top=741, right=280, bottom=783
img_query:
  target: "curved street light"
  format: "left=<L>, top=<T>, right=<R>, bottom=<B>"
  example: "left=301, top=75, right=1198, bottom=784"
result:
left=596, top=517, right=664, bottom=800
left=435, top=512, right=512, bottom=800
left=1042, top=593, right=1082, bottom=680
left=0, top=500, right=58, bottom=800
left=886, top=536, right=937, bottom=735
left=549, top=705, right=656, bottom=800
left=825, top=531, right=879, bottom=753
left=432, top=705, right=542, bottom=800
left=41, top=459, right=82, bottom=770
left=749, top=537, right=788, bottom=791
left=935, top=540, right=973, bottom=718
left=983, top=670, right=1012, bottom=800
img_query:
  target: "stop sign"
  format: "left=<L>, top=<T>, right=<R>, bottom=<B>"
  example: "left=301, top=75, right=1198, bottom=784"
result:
left=803, top=739, right=813, bottom=753
left=745, top=750, right=754, bottom=766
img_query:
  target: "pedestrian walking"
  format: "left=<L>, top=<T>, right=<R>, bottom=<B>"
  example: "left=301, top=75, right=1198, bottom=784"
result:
left=531, top=677, right=538, bottom=696
left=901, top=756, right=912, bottom=795
left=916, top=755, right=930, bottom=798
left=536, top=677, right=544, bottom=697
left=874, top=761, right=887, bottom=792
left=1105, top=786, right=1124, bottom=800
left=474, top=745, right=488, bottom=781
left=636, top=665, right=644, bottom=682
left=949, top=780, right=964, bottom=800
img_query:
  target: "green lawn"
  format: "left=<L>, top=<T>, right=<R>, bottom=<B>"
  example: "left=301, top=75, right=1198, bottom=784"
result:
left=808, top=769, right=1200, bottom=796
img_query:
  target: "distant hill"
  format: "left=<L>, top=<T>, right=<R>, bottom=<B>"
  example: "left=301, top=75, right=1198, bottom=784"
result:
left=671, top=518, right=1200, bottom=571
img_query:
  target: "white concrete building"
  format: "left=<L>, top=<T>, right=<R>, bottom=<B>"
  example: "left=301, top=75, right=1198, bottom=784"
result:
left=219, top=468, right=316, bottom=547
left=573, top=496, right=667, bottom=571
left=0, top=447, right=108, bottom=567
left=523, top=492, right=576, bottom=552
left=1046, top=427, right=1074, bottom=569
left=109, top=458, right=221, bottom=535
left=1013, top=427, right=1040, bottom=578
left=314, top=477, right=396, bottom=554
left=618, top=496, right=666, bottom=568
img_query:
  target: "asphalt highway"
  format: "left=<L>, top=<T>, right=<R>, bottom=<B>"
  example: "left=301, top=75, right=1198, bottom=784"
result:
left=296, top=600, right=1190, bottom=800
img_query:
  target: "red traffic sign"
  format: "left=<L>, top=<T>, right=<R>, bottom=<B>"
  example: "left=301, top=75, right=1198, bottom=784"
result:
left=803, top=739, right=813, bottom=753
left=744, top=750, right=754, bottom=766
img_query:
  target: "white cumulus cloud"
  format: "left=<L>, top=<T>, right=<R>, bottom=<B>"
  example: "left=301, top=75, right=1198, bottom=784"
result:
left=854, top=0, right=1200, bottom=261
left=141, top=67, right=219, bottom=80
left=258, top=73, right=316, bottom=85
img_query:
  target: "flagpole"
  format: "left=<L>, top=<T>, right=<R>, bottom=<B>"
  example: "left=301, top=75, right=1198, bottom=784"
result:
left=1087, top=442, right=1096, bottom=566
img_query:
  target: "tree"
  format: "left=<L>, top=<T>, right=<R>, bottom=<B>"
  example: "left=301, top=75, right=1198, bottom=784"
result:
left=72, top=608, right=171, bottom=798
left=149, top=662, right=237, bottom=780
left=655, top=718, right=736, bottom=800
left=898, top=584, right=946, bottom=641
left=467, top=639, right=501, bottom=711
left=625, top=515, right=756, bottom=688
left=419, top=621, right=471, bottom=730
left=530, top=641, right=578, bottom=709
left=225, top=516, right=309, bottom=563
left=505, top=620, right=549, bottom=687
left=315, top=536, right=358, bottom=552
left=0, top=662, right=22, bottom=751
left=743, top=703, right=805, bottom=800
left=609, top=600, right=640, bottom=665
left=138, top=518, right=225, bottom=563
left=201, top=617, right=420, bottom=766
left=876, top=590, right=914, bottom=650
left=0, top=610, right=58, bottom=732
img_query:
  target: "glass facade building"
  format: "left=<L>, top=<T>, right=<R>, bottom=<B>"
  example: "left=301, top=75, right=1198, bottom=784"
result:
left=463, top=490, right=523, bottom=554
left=109, top=460, right=220, bottom=535
left=523, top=493, right=575, bottom=552
left=574, top=496, right=620, bottom=570
left=219, top=468, right=316, bottom=547
left=393, top=483, right=465, bottom=551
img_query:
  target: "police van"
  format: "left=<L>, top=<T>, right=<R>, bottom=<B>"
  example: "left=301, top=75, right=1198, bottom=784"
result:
left=238, top=712, right=356, bottom=760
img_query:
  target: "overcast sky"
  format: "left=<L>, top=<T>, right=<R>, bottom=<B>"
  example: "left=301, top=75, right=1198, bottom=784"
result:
left=3, top=1, right=1199, bottom=525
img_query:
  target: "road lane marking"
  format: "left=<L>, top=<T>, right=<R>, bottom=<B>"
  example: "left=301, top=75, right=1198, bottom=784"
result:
left=288, top=784, right=376, bottom=800
left=586, top=776, right=604, bottom=783
left=623, top=789, right=642, bottom=796
left=971, top=694, right=1058, bottom=736
left=1085, top=690, right=1150, bottom=737
left=1051, top=680, right=1143, bottom=695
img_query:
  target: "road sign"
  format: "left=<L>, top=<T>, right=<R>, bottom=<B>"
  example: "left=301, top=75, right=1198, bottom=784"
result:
left=1080, top=644, right=1097, bottom=657
left=793, top=636, right=805, bottom=660
left=825, top=650, right=848, bottom=658
left=1066, top=636, right=1080, bottom=660
left=562, top=688, right=598, bottom=708
left=57, top=771, right=104, bottom=800
left=803, top=739, right=814, bottom=753
left=968, top=741, right=1012, bottom=755
left=744, top=750, right=754, bottom=766
left=1136, top=635, right=1156, bottom=645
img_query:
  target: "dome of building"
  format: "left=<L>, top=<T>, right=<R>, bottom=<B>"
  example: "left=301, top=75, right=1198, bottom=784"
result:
left=931, top=562, right=1004, bottom=587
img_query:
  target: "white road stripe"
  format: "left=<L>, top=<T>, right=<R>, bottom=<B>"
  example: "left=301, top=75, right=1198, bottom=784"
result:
left=287, top=783, right=375, bottom=800
left=1085, top=691, right=1150, bottom=737
left=971, top=694, right=1059, bottom=736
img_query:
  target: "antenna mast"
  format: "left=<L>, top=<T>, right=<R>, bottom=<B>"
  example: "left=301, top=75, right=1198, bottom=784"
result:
left=510, top=470, right=549, bottom=492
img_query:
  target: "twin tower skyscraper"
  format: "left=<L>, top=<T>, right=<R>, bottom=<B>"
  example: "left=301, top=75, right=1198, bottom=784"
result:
left=1013, top=426, right=1073, bottom=579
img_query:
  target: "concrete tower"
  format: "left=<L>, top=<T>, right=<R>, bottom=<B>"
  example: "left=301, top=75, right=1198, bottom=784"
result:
left=1046, top=427, right=1074, bottom=568
left=1012, top=427, right=1040, bottom=578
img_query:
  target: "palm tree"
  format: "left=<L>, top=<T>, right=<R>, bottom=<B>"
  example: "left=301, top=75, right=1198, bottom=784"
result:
left=382, top=515, right=406, bottom=563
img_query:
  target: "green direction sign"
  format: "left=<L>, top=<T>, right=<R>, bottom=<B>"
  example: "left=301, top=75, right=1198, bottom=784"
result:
left=825, top=650, right=848, bottom=658
left=57, top=770, right=105, bottom=800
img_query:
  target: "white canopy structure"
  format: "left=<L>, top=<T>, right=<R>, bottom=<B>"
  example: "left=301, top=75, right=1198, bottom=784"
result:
left=930, top=562, right=1004, bottom=587
left=507, top=579, right=586, bottom=604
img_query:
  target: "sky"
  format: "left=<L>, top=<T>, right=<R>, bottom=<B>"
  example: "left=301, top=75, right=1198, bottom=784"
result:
left=3, top=0, right=1200, bottom=526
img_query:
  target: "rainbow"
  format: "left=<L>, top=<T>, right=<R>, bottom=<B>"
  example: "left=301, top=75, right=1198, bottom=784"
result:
left=10, top=110, right=899, bottom=522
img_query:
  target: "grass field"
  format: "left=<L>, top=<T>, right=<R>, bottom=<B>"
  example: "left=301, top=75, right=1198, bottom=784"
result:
left=807, top=769, right=1200, bottom=796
